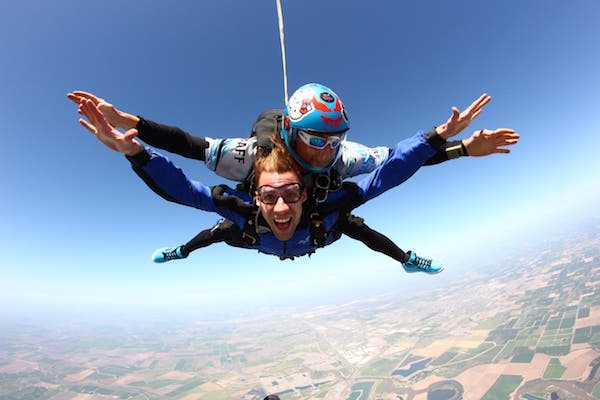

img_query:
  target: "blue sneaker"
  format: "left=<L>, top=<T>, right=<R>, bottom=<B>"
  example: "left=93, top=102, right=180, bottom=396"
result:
left=152, top=246, right=185, bottom=263
left=402, top=251, right=444, bottom=274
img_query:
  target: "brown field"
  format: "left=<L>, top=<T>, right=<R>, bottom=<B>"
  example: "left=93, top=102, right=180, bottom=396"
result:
left=454, top=364, right=505, bottom=400
left=451, top=355, right=547, bottom=400
left=113, top=373, right=148, bottom=386
left=157, top=370, right=196, bottom=381
left=64, top=368, right=94, bottom=383
left=561, top=347, right=600, bottom=380
left=575, top=306, right=600, bottom=329
left=0, top=359, right=38, bottom=374
left=412, top=332, right=489, bottom=359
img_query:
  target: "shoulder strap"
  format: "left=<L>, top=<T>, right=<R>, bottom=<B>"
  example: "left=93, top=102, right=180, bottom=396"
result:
left=211, top=185, right=256, bottom=218
left=210, top=185, right=260, bottom=247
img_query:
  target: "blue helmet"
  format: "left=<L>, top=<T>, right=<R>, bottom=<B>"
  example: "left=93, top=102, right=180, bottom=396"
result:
left=281, top=83, right=350, bottom=173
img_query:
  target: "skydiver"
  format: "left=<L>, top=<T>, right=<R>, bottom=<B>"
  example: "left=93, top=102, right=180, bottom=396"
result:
left=74, top=96, right=516, bottom=270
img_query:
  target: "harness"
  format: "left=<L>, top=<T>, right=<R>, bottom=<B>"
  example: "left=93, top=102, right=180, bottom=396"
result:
left=307, top=182, right=362, bottom=248
left=220, top=110, right=356, bottom=256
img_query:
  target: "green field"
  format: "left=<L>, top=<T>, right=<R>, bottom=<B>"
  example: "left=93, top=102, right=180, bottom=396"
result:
left=511, top=348, right=534, bottom=363
left=362, top=358, right=398, bottom=376
left=578, top=307, right=590, bottom=318
left=481, top=375, right=524, bottom=400
left=543, top=358, right=566, bottom=379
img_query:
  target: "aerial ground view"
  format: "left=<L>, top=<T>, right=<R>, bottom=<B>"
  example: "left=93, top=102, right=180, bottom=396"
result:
left=2, top=219, right=599, bottom=399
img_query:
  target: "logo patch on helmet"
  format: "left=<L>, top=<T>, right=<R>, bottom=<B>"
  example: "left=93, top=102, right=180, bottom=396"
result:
left=287, top=88, right=314, bottom=121
left=320, top=92, right=335, bottom=103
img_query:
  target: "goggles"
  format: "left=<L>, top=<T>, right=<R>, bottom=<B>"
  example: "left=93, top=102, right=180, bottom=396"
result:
left=257, top=183, right=305, bottom=205
left=297, top=129, right=345, bottom=150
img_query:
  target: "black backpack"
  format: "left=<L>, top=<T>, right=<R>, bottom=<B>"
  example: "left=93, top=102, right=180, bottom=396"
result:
left=250, top=109, right=284, bottom=150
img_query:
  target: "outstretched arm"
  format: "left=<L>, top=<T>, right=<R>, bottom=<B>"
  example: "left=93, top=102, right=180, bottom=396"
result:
left=68, top=90, right=254, bottom=181
left=423, top=128, right=519, bottom=165
left=76, top=99, right=250, bottom=224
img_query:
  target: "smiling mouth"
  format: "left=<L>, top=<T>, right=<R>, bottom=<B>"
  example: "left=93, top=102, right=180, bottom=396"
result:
left=273, top=216, right=293, bottom=233
left=274, top=216, right=292, bottom=226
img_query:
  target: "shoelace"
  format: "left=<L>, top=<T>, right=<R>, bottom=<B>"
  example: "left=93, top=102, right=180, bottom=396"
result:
left=162, top=249, right=181, bottom=261
left=413, top=255, right=433, bottom=271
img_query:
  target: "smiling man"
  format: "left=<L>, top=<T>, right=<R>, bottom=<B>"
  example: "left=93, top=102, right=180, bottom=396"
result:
left=254, top=156, right=307, bottom=241
left=76, top=98, right=474, bottom=266
left=69, top=84, right=519, bottom=270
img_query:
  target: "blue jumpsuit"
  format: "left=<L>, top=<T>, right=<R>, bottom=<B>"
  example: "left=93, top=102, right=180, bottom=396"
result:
left=128, top=130, right=438, bottom=259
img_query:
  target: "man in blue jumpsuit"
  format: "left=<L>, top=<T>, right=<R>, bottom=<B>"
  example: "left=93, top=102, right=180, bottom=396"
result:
left=76, top=98, right=516, bottom=269
left=69, top=84, right=518, bottom=271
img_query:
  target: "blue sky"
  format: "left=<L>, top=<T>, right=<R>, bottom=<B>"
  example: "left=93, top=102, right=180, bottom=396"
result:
left=1, top=0, right=599, bottom=319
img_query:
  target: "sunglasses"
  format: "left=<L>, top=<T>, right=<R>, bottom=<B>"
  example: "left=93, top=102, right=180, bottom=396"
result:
left=297, top=129, right=345, bottom=150
left=257, top=183, right=305, bottom=205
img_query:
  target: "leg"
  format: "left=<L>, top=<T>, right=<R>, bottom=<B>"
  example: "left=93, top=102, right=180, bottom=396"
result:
left=153, top=219, right=243, bottom=263
left=181, top=219, right=242, bottom=254
left=339, top=214, right=410, bottom=263
left=338, top=214, right=443, bottom=273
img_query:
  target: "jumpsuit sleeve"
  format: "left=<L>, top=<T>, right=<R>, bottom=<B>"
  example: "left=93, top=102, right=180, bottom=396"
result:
left=125, top=147, right=249, bottom=226
left=335, top=140, right=391, bottom=178
left=135, top=117, right=256, bottom=182
left=356, top=129, right=442, bottom=203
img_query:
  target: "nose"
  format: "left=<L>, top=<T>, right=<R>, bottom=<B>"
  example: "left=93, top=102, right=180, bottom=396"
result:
left=273, top=196, right=289, bottom=212
left=315, top=147, right=335, bottom=161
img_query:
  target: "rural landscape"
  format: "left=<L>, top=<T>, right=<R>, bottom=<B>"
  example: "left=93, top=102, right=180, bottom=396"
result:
left=2, top=221, right=600, bottom=399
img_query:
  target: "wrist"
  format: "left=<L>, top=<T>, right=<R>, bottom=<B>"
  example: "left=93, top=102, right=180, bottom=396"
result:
left=125, top=147, right=151, bottom=166
left=425, top=127, right=446, bottom=150
left=435, top=124, right=453, bottom=140
left=117, top=110, right=139, bottom=130
left=124, top=144, right=144, bottom=157
left=444, top=140, right=468, bottom=159
left=462, top=136, right=474, bottom=155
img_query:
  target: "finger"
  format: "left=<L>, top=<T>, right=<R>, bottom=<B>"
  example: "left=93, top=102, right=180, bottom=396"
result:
left=450, top=106, right=460, bottom=121
left=78, top=118, right=97, bottom=135
left=83, top=99, right=110, bottom=129
left=470, top=109, right=483, bottom=120
left=80, top=101, right=107, bottom=132
left=123, top=129, right=139, bottom=141
left=67, top=93, right=82, bottom=104
left=466, top=95, right=491, bottom=120
left=492, top=128, right=516, bottom=134
left=72, top=91, right=101, bottom=105
left=464, top=93, right=490, bottom=114
left=478, top=94, right=491, bottom=108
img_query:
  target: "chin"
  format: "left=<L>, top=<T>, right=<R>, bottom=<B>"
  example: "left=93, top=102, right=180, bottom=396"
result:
left=274, top=232, right=294, bottom=241
left=311, top=160, right=332, bottom=169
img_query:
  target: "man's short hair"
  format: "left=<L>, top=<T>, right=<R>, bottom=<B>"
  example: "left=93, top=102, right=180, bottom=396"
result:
left=253, top=134, right=305, bottom=184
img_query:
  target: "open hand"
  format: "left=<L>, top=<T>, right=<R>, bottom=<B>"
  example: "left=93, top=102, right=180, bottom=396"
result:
left=78, top=99, right=143, bottom=156
left=463, top=128, right=520, bottom=156
left=67, top=91, right=134, bottom=129
left=436, top=93, right=491, bottom=139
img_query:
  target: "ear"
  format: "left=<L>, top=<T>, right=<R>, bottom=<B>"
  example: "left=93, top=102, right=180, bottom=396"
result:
left=255, top=191, right=261, bottom=206
left=300, top=188, right=307, bottom=203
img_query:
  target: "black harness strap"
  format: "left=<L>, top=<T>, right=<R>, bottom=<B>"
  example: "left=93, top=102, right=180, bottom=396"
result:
left=211, top=185, right=260, bottom=247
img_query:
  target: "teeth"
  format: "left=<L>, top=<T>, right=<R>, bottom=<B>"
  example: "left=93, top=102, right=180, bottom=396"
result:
left=274, top=217, right=292, bottom=224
